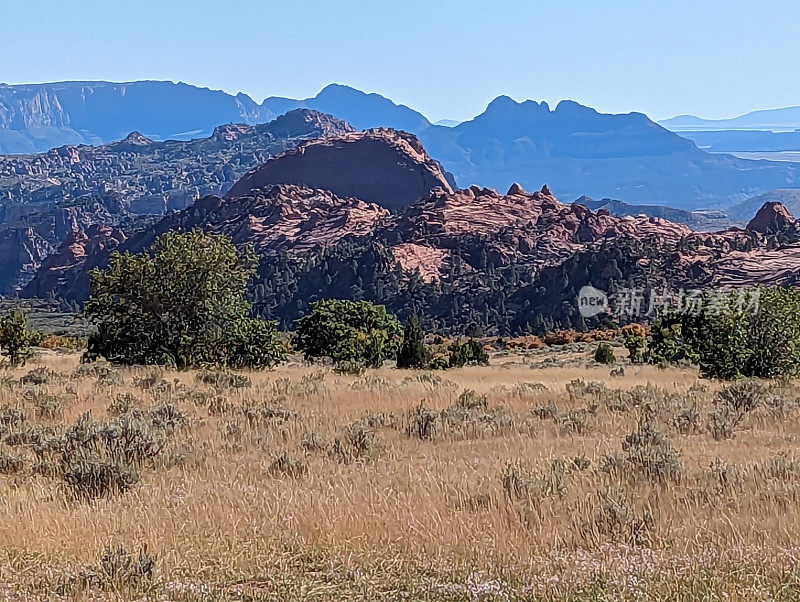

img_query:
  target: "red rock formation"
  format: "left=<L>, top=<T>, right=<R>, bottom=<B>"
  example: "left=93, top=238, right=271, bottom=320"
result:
left=226, top=129, right=455, bottom=210
left=22, top=225, right=126, bottom=299
left=193, top=184, right=389, bottom=254
left=31, top=178, right=800, bottom=302
left=746, top=201, right=797, bottom=234
left=387, top=185, right=694, bottom=279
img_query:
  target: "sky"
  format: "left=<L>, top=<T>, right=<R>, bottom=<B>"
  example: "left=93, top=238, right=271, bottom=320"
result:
left=1, top=0, right=798, bottom=123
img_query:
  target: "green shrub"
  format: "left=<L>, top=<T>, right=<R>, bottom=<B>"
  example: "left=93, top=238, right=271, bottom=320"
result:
left=648, top=287, right=800, bottom=379
left=0, top=310, right=36, bottom=367
left=293, top=299, right=401, bottom=368
left=594, top=342, right=616, bottom=365
left=621, top=324, right=647, bottom=363
left=448, top=339, right=489, bottom=368
left=84, top=229, right=286, bottom=369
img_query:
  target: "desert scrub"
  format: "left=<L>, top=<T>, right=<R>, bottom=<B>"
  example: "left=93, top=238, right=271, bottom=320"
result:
left=501, top=459, right=568, bottom=508
left=601, top=421, right=683, bottom=484
left=556, top=406, right=597, bottom=435
left=566, top=378, right=607, bottom=402
left=268, top=451, right=308, bottom=478
left=436, top=389, right=514, bottom=439
left=0, top=448, right=25, bottom=474
left=672, top=404, right=702, bottom=434
left=708, top=379, right=765, bottom=440
left=107, top=392, right=141, bottom=416
left=241, top=400, right=300, bottom=428
left=575, top=487, right=656, bottom=546
left=35, top=403, right=185, bottom=500
left=407, top=403, right=438, bottom=440
left=29, top=390, right=65, bottom=421
left=300, top=430, right=328, bottom=453
left=195, top=369, right=251, bottom=390
left=59, top=544, right=156, bottom=596
left=329, top=421, right=381, bottom=463
left=20, top=366, right=64, bottom=386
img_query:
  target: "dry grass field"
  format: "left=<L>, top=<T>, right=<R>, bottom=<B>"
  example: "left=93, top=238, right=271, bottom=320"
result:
left=2, top=343, right=800, bottom=600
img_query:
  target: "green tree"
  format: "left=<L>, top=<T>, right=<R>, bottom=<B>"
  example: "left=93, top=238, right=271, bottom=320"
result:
left=0, top=310, right=36, bottom=367
left=84, top=230, right=286, bottom=369
left=397, top=313, right=429, bottom=369
left=293, top=299, right=401, bottom=368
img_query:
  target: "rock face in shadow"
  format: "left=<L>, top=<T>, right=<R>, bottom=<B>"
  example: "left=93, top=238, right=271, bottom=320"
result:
left=21, top=225, right=127, bottom=301
left=226, top=129, right=455, bottom=210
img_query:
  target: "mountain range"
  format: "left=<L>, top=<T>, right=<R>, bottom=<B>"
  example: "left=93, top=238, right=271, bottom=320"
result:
left=0, top=81, right=428, bottom=154
left=658, top=106, right=800, bottom=158
left=3, top=81, right=800, bottom=208
left=660, top=106, right=800, bottom=132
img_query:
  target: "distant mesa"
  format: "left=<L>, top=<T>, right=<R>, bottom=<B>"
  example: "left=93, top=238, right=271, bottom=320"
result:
left=262, top=83, right=432, bottom=134
left=417, top=94, right=800, bottom=209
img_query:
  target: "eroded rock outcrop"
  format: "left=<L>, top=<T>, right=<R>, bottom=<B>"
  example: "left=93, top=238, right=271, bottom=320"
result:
left=226, top=129, right=455, bottom=210
left=22, top=225, right=127, bottom=300
left=25, top=184, right=390, bottom=300
left=387, top=184, right=693, bottom=279
left=746, top=201, right=797, bottom=234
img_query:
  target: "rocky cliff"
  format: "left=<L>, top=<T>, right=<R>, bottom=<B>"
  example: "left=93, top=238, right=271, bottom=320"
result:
left=0, top=81, right=278, bottom=153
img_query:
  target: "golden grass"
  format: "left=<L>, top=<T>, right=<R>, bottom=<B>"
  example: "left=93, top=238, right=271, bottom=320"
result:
left=1, top=347, right=800, bottom=600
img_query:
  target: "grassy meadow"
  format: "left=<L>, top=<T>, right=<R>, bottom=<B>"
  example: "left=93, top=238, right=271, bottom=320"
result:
left=1, top=343, right=800, bottom=600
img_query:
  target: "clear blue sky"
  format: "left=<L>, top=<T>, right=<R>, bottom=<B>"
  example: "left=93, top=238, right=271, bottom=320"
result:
left=1, top=0, right=797, bottom=123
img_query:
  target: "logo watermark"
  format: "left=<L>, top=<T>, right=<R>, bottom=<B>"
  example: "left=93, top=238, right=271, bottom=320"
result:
left=577, top=285, right=760, bottom=319
left=577, top=285, right=609, bottom=318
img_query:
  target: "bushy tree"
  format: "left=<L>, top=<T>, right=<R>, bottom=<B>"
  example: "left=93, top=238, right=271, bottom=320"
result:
left=292, top=299, right=401, bottom=367
left=397, top=313, right=429, bottom=369
left=84, top=230, right=286, bottom=369
left=648, top=287, right=800, bottom=379
left=594, top=342, right=616, bottom=364
left=0, top=310, right=36, bottom=367
left=448, top=338, right=489, bottom=368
